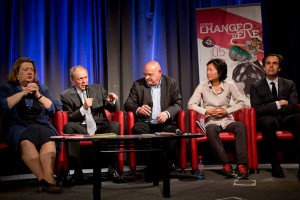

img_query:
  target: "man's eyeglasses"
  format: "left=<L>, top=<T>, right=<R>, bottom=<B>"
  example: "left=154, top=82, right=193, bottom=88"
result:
left=144, top=73, right=155, bottom=77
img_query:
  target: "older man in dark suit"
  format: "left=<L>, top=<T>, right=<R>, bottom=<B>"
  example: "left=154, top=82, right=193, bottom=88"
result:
left=250, top=53, right=300, bottom=179
left=124, top=60, right=183, bottom=180
left=60, top=65, right=123, bottom=184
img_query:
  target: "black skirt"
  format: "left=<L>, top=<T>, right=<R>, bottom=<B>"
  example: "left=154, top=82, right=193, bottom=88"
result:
left=20, top=124, right=56, bottom=149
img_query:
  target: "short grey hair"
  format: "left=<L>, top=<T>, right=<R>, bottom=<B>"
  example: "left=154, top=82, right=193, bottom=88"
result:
left=69, top=65, right=87, bottom=79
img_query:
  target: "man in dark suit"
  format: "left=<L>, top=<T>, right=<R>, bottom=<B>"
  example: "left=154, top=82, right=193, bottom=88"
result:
left=60, top=65, right=123, bottom=184
left=124, top=60, right=183, bottom=180
left=250, top=53, right=300, bottom=179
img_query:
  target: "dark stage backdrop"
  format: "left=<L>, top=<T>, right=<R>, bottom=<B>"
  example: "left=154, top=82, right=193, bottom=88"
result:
left=1, top=0, right=299, bottom=114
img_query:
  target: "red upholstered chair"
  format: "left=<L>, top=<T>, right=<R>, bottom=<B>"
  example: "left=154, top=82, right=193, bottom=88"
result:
left=0, top=114, right=9, bottom=153
left=126, top=110, right=187, bottom=172
left=188, top=107, right=252, bottom=171
left=0, top=143, right=8, bottom=151
left=0, top=114, right=8, bottom=145
left=54, top=110, right=125, bottom=176
left=248, top=105, right=300, bottom=171
left=51, top=111, right=69, bottom=177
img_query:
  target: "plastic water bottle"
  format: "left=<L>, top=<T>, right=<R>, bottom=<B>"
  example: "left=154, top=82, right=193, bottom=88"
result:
left=197, top=155, right=205, bottom=180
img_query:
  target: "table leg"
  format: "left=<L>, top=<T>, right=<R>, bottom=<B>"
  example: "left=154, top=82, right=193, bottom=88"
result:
left=92, top=141, right=101, bottom=200
left=153, top=178, right=159, bottom=186
left=162, top=140, right=170, bottom=198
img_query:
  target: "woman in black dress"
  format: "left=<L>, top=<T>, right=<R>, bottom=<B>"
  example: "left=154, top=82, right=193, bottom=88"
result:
left=0, top=57, right=62, bottom=193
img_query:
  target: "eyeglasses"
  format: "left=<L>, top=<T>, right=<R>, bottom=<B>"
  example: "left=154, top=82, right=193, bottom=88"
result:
left=144, top=73, right=155, bottom=77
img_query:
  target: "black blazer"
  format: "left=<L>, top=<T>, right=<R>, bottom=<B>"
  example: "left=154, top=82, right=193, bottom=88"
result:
left=60, top=84, right=117, bottom=125
left=124, top=75, right=183, bottom=123
left=250, top=77, right=299, bottom=119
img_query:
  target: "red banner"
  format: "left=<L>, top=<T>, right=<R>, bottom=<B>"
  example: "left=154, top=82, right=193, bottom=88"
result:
left=197, top=4, right=263, bottom=105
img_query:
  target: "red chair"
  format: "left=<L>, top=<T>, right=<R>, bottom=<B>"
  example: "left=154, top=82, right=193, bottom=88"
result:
left=0, top=115, right=8, bottom=150
left=248, top=105, right=300, bottom=171
left=52, top=111, right=70, bottom=177
left=126, top=110, right=187, bottom=172
left=54, top=110, right=125, bottom=177
left=188, top=107, right=252, bottom=171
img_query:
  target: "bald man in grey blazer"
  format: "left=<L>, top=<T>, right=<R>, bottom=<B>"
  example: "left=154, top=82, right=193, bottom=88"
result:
left=124, top=61, right=183, bottom=181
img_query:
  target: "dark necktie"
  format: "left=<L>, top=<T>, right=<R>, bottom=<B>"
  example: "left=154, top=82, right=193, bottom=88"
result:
left=270, top=82, right=278, bottom=100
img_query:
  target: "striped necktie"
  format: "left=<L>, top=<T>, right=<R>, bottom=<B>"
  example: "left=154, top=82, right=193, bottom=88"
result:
left=81, top=91, right=96, bottom=135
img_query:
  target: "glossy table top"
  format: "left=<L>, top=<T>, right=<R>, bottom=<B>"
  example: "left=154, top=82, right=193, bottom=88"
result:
left=50, top=132, right=204, bottom=142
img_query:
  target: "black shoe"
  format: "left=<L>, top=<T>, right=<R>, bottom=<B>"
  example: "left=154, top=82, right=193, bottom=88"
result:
left=223, top=163, right=235, bottom=179
left=169, top=163, right=177, bottom=172
left=143, top=167, right=162, bottom=182
left=38, top=179, right=62, bottom=193
left=143, top=167, right=153, bottom=182
left=271, top=165, right=285, bottom=178
left=107, top=168, right=127, bottom=183
left=236, top=164, right=248, bottom=179
left=68, top=171, right=84, bottom=185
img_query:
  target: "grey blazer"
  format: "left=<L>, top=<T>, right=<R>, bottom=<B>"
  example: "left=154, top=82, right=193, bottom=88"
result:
left=60, top=84, right=117, bottom=125
left=124, top=75, right=183, bottom=123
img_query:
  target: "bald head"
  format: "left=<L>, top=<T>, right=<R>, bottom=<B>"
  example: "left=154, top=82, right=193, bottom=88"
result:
left=144, top=61, right=162, bottom=86
left=144, top=61, right=161, bottom=71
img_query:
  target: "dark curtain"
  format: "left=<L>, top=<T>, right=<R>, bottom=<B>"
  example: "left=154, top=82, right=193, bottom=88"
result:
left=261, top=1, right=300, bottom=97
left=3, top=0, right=298, bottom=113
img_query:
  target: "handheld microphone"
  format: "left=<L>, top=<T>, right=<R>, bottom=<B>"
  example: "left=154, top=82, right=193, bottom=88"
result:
left=85, top=85, right=90, bottom=98
left=85, top=85, right=93, bottom=112
left=148, top=101, right=153, bottom=121
left=148, top=101, right=153, bottom=109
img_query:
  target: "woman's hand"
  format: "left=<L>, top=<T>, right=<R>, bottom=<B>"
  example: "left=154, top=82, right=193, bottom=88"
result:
left=22, top=82, right=40, bottom=97
left=206, top=107, right=227, bottom=118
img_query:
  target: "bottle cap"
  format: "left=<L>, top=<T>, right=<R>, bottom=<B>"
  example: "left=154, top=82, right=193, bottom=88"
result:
left=199, top=155, right=202, bottom=159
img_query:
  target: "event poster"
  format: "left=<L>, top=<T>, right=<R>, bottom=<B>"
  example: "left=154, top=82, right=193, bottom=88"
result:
left=196, top=4, right=263, bottom=105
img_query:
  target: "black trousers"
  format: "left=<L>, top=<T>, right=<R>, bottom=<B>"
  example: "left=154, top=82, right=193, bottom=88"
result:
left=63, top=121, right=120, bottom=171
left=257, top=113, right=300, bottom=165
left=206, top=121, right=248, bottom=165
left=132, top=121, right=179, bottom=168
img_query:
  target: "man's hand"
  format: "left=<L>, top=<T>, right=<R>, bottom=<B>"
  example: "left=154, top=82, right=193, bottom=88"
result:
left=137, top=105, right=152, bottom=117
left=156, top=111, right=168, bottom=124
left=83, top=98, right=93, bottom=110
left=107, top=92, right=118, bottom=102
left=279, top=100, right=288, bottom=106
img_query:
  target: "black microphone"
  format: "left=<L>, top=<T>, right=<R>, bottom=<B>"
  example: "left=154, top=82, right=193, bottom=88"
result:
left=148, top=101, right=153, bottom=109
left=85, top=85, right=93, bottom=112
left=175, top=129, right=183, bottom=135
left=148, top=101, right=153, bottom=122
left=85, top=85, right=90, bottom=98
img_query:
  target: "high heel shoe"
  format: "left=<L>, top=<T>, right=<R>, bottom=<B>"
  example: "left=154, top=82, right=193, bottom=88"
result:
left=38, top=179, right=62, bottom=193
left=107, top=168, right=127, bottom=183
